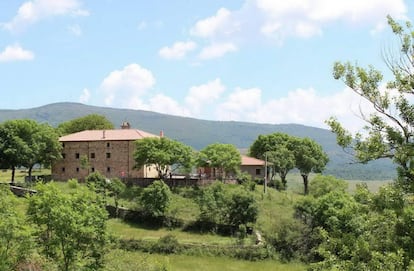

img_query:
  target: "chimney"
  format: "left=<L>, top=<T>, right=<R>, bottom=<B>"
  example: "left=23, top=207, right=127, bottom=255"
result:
left=160, top=130, right=164, bottom=137
left=121, top=121, right=131, bottom=129
left=102, top=130, right=106, bottom=139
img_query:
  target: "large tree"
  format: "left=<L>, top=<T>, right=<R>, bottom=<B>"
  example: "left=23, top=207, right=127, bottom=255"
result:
left=28, top=183, right=108, bottom=271
left=294, top=137, right=329, bottom=195
left=249, top=133, right=296, bottom=189
left=0, top=119, right=61, bottom=182
left=197, top=143, right=241, bottom=179
left=57, top=114, right=114, bottom=135
left=326, top=16, right=414, bottom=192
left=134, top=137, right=194, bottom=179
left=0, top=186, right=33, bottom=270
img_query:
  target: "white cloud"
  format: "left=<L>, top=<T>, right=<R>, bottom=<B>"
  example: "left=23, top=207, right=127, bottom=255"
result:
left=199, top=42, right=237, bottom=59
left=215, top=86, right=375, bottom=133
left=0, top=44, right=34, bottom=62
left=159, top=41, right=197, bottom=60
left=2, top=0, right=88, bottom=32
left=79, top=88, right=90, bottom=103
left=188, top=0, right=407, bottom=46
left=99, top=64, right=155, bottom=107
left=185, top=78, right=225, bottom=115
left=68, top=23, right=82, bottom=36
left=146, top=94, right=191, bottom=117
left=137, top=21, right=147, bottom=30
left=190, top=8, right=233, bottom=38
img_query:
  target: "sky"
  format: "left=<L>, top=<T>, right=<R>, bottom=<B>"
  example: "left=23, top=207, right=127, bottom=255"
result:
left=1, top=0, right=413, bottom=133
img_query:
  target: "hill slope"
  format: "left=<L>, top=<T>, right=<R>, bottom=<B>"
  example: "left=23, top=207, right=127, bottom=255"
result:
left=0, top=102, right=396, bottom=180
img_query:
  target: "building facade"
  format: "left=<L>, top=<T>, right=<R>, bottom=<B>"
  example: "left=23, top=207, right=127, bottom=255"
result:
left=51, top=124, right=160, bottom=181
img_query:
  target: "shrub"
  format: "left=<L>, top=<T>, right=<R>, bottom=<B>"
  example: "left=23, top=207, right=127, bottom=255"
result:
left=67, top=178, right=78, bottom=189
left=152, top=234, right=181, bottom=254
left=140, top=180, right=171, bottom=217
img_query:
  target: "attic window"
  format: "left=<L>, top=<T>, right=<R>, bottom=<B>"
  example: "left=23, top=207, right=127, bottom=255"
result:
left=107, top=142, right=110, bottom=148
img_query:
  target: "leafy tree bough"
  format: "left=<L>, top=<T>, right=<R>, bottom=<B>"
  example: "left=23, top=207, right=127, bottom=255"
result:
left=326, top=16, right=414, bottom=193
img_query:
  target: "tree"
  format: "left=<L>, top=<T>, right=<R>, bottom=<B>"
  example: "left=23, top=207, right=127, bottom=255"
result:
left=134, top=137, right=194, bottom=179
left=197, top=143, right=241, bottom=179
left=0, top=186, right=33, bottom=271
left=309, top=175, right=348, bottom=198
left=294, top=137, right=329, bottom=195
left=140, top=180, right=171, bottom=217
left=28, top=183, right=108, bottom=271
left=0, top=119, right=62, bottom=183
left=107, top=177, right=126, bottom=218
left=326, top=16, right=414, bottom=192
left=249, top=133, right=296, bottom=189
left=57, top=114, right=114, bottom=135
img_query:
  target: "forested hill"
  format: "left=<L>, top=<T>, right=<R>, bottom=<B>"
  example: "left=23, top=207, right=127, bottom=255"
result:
left=0, top=102, right=396, bottom=180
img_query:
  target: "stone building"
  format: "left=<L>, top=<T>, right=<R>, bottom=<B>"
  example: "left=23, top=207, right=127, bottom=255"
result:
left=51, top=122, right=160, bottom=181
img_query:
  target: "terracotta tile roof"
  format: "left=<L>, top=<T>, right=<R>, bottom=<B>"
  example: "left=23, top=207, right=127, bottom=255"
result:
left=59, top=129, right=159, bottom=142
left=241, top=155, right=266, bottom=166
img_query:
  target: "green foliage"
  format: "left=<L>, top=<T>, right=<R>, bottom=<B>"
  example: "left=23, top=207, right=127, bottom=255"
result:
left=226, top=188, right=258, bottom=227
left=327, top=16, right=414, bottom=192
left=309, top=175, right=348, bottom=197
left=294, top=138, right=329, bottom=194
left=197, top=181, right=229, bottom=226
left=152, top=234, right=181, bottom=254
left=0, top=119, right=62, bottom=182
left=67, top=178, right=79, bottom=189
left=140, top=180, right=172, bottom=217
left=28, top=183, right=108, bottom=271
left=134, top=137, right=194, bottom=179
left=197, top=143, right=241, bottom=179
left=0, top=185, right=33, bottom=271
left=196, top=182, right=258, bottom=229
left=249, top=133, right=296, bottom=189
left=57, top=114, right=114, bottom=135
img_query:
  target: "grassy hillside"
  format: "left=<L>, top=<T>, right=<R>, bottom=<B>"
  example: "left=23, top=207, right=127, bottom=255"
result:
left=0, top=102, right=396, bottom=180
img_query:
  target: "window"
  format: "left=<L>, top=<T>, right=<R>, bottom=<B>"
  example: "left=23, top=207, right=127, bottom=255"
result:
left=76, top=167, right=79, bottom=172
left=75, top=153, right=80, bottom=159
left=106, top=153, right=111, bottom=158
left=107, top=167, right=111, bottom=172
left=62, top=143, right=65, bottom=148
left=256, top=168, right=261, bottom=175
left=91, top=167, right=95, bottom=172
left=62, top=167, right=65, bottom=172
left=91, top=153, right=95, bottom=159
left=62, top=153, right=66, bottom=159
left=106, top=142, right=110, bottom=148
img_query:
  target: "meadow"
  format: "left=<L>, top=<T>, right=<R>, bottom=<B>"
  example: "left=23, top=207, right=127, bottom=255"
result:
left=3, top=169, right=393, bottom=270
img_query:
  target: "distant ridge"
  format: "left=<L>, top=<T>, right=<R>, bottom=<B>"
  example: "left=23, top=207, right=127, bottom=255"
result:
left=0, top=102, right=396, bottom=180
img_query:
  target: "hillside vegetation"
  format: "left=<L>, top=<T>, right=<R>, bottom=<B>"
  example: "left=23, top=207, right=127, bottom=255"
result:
left=0, top=102, right=395, bottom=180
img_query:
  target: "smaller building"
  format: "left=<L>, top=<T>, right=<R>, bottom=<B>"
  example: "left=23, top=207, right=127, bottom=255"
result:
left=240, top=155, right=267, bottom=180
left=197, top=155, right=268, bottom=180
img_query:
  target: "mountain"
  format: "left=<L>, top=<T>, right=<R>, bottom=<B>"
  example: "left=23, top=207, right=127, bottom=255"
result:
left=0, top=102, right=396, bottom=180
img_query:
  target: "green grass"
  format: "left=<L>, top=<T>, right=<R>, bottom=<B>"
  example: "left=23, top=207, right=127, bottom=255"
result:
left=108, top=219, right=237, bottom=245
left=0, top=168, right=51, bottom=183
left=104, top=249, right=306, bottom=271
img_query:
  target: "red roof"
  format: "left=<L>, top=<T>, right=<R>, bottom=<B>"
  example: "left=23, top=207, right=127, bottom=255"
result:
left=241, top=155, right=266, bottom=166
left=59, top=129, right=159, bottom=142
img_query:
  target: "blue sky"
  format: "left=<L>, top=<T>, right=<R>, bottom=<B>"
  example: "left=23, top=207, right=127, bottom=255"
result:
left=1, top=0, right=413, bottom=132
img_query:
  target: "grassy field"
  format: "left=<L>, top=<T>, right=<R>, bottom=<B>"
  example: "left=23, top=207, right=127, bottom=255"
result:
left=104, top=249, right=306, bottom=271
left=0, top=168, right=51, bottom=183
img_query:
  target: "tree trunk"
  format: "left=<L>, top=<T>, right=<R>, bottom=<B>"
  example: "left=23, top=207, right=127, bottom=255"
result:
left=11, top=166, right=15, bottom=184
left=280, top=170, right=287, bottom=190
left=302, top=173, right=309, bottom=195
left=28, top=165, right=33, bottom=183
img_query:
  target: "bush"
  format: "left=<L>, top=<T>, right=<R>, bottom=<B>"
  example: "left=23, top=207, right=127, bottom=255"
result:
left=152, top=234, right=181, bottom=254
left=67, top=178, right=78, bottom=189
left=140, top=180, right=171, bottom=217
